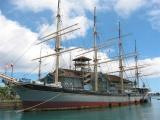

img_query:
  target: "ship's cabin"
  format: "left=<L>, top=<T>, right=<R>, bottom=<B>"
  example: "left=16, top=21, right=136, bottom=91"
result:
left=39, top=56, right=135, bottom=94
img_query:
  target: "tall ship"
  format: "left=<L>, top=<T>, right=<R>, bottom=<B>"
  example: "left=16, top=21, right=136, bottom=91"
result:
left=0, top=0, right=150, bottom=111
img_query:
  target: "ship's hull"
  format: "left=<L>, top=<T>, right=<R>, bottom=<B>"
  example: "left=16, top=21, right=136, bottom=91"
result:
left=13, top=84, right=144, bottom=111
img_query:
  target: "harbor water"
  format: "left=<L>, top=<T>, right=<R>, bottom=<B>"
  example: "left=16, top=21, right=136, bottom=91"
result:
left=0, top=98, right=159, bottom=120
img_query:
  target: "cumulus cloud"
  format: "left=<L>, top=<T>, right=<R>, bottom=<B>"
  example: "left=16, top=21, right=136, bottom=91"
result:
left=39, top=16, right=92, bottom=41
left=11, top=0, right=106, bottom=13
left=0, top=11, right=53, bottom=74
left=114, top=0, right=147, bottom=17
left=110, top=0, right=160, bottom=34
left=138, top=57, right=160, bottom=78
left=11, top=0, right=154, bottom=34
left=147, top=2, right=160, bottom=31
left=13, top=0, right=160, bottom=35
left=11, top=0, right=100, bottom=40
left=12, top=0, right=57, bottom=12
left=113, top=0, right=160, bottom=35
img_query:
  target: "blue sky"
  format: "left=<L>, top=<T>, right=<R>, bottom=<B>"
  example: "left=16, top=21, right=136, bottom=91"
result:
left=0, top=0, right=160, bottom=92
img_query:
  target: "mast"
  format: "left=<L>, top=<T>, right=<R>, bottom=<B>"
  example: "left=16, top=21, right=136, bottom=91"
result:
left=135, top=40, right=139, bottom=88
left=69, top=51, right=72, bottom=69
left=93, top=7, right=98, bottom=91
left=55, top=0, right=61, bottom=84
left=118, top=22, right=124, bottom=94
left=38, top=46, right=42, bottom=80
left=11, top=65, right=13, bottom=77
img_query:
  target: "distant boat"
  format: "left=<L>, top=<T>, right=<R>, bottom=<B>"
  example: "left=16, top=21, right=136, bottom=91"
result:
left=0, top=0, right=150, bottom=111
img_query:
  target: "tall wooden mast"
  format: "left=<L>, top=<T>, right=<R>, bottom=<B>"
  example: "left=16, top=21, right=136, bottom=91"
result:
left=32, top=1, right=80, bottom=86
left=135, top=40, right=139, bottom=88
left=118, top=22, right=124, bottom=94
left=93, top=7, right=98, bottom=91
left=38, top=46, right=42, bottom=80
left=55, top=0, right=61, bottom=84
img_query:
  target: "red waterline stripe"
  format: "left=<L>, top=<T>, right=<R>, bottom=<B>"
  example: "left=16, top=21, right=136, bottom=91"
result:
left=22, top=101, right=140, bottom=110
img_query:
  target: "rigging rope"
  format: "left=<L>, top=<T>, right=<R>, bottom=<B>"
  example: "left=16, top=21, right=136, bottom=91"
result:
left=16, top=92, right=62, bottom=112
left=21, top=44, right=54, bottom=79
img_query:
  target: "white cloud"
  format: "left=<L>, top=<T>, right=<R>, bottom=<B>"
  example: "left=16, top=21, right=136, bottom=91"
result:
left=0, top=11, right=53, bottom=75
left=151, top=0, right=160, bottom=5
left=12, top=0, right=101, bottom=13
left=39, top=15, right=92, bottom=41
left=12, top=0, right=57, bottom=12
left=138, top=57, right=160, bottom=78
left=13, top=0, right=160, bottom=37
left=11, top=0, right=99, bottom=40
left=114, top=0, right=147, bottom=17
left=11, top=0, right=160, bottom=32
left=147, top=2, right=160, bottom=31
left=136, top=0, right=160, bottom=31
left=109, top=0, right=160, bottom=33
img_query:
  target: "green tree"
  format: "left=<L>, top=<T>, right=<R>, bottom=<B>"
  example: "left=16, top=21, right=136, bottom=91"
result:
left=0, top=86, right=16, bottom=100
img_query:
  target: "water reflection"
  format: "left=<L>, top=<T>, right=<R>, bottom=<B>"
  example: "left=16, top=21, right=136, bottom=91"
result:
left=0, top=109, right=22, bottom=120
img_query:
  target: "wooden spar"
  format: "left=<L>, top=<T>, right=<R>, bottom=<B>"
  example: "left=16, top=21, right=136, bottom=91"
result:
left=77, top=45, right=111, bottom=57
left=118, top=21, right=124, bottom=94
left=110, top=52, right=138, bottom=60
left=108, top=65, right=149, bottom=74
left=97, top=33, right=131, bottom=48
left=39, top=23, right=78, bottom=40
left=76, top=33, right=131, bottom=57
left=77, top=41, right=114, bottom=57
left=126, top=73, right=158, bottom=79
left=32, top=47, right=80, bottom=60
left=89, top=52, right=138, bottom=66
left=107, top=63, right=152, bottom=74
left=89, top=59, right=116, bottom=66
left=36, top=27, right=80, bottom=45
left=93, top=7, right=98, bottom=92
left=0, top=73, right=17, bottom=83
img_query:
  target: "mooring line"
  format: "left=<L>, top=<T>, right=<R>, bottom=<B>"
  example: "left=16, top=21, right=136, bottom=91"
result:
left=16, top=93, right=62, bottom=113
